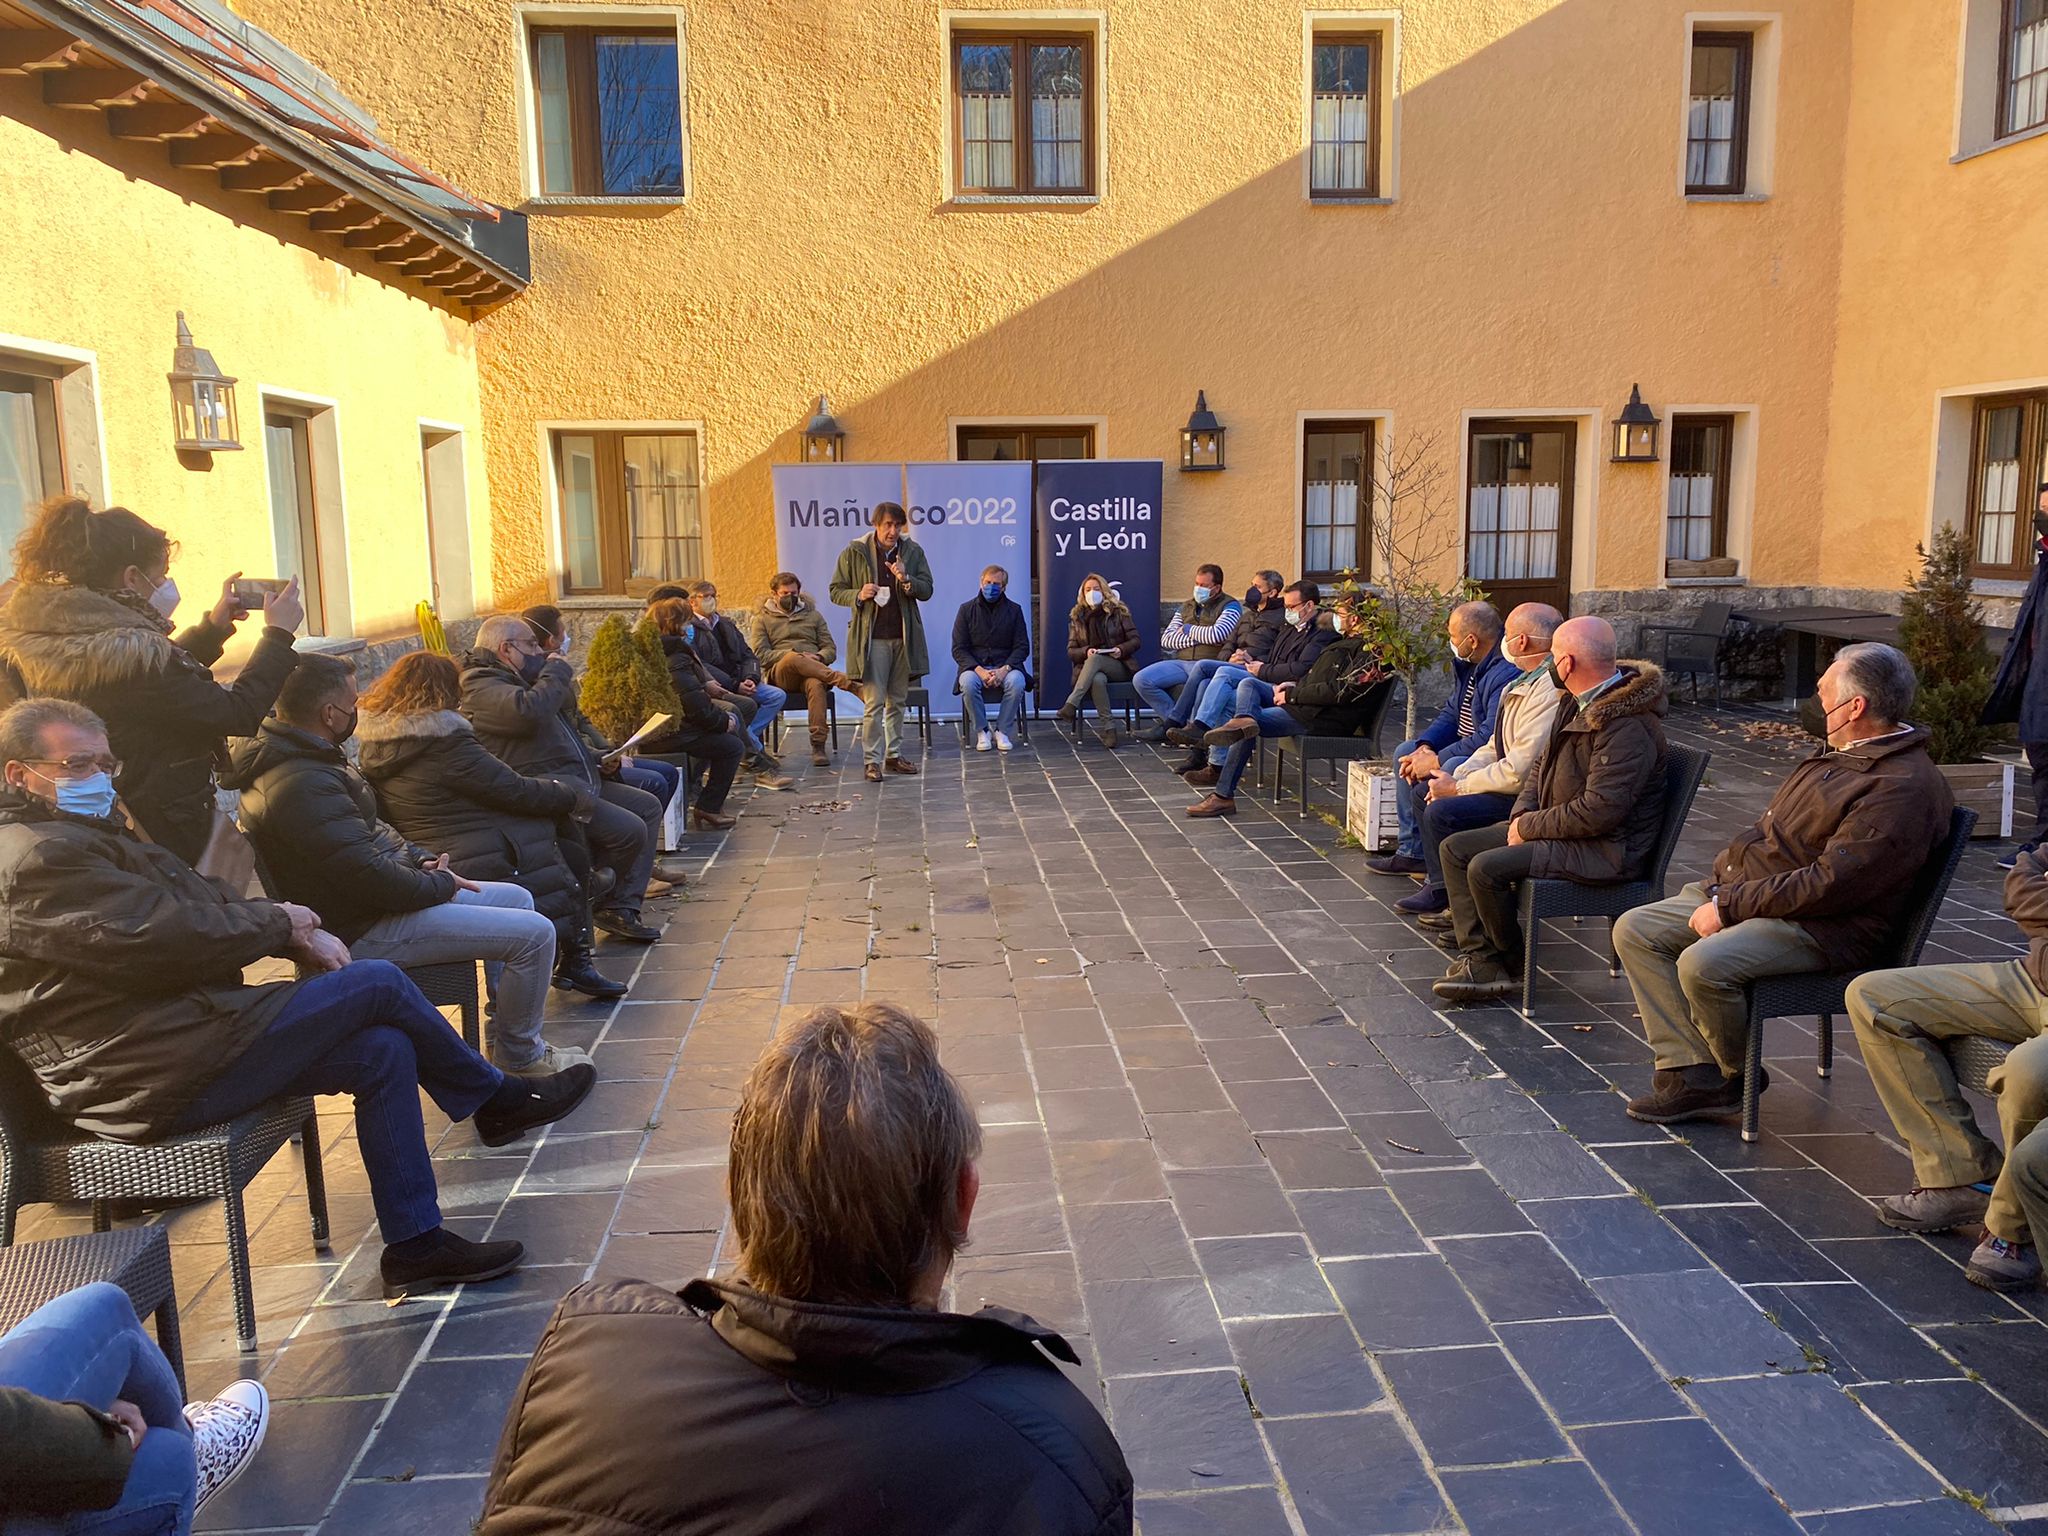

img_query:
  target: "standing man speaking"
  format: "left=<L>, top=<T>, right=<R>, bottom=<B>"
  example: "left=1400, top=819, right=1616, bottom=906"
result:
left=831, top=502, right=933, bottom=784
left=1986, top=480, right=2048, bottom=870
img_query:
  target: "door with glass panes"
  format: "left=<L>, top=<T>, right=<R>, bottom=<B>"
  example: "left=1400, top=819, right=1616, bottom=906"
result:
left=1465, top=421, right=1575, bottom=616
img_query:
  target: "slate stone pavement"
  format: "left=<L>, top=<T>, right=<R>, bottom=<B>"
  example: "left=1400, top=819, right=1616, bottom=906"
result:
left=18, top=703, right=2048, bottom=1534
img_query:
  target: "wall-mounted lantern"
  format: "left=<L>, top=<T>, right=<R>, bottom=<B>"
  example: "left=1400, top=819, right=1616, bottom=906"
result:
left=801, top=395, right=845, bottom=462
left=168, top=312, right=242, bottom=453
left=1180, top=390, right=1225, bottom=472
left=1610, top=384, right=1661, bottom=463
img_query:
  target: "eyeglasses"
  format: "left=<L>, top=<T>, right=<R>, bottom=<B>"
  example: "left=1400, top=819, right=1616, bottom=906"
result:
left=23, top=754, right=122, bottom=779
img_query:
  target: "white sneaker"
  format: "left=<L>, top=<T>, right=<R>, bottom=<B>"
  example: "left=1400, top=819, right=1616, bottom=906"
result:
left=187, top=1380, right=268, bottom=1508
left=496, top=1041, right=594, bottom=1078
left=994, top=731, right=1014, bottom=753
left=976, top=732, right=992, bottom=752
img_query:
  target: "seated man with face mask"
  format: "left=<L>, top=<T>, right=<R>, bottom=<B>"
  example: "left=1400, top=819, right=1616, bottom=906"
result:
left=951, top=564, right=1031, bottom=752
left=1616, top=643, right=1953, bottom=1124
left=228, top=654, right=587, bottom=1077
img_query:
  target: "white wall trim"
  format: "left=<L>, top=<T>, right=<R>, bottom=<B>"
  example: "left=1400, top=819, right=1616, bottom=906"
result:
left=938, top=9, right=1109, bottom=205
left=1293, top=408, right=1393, bottom=579
left=1925, top=374, right=2048, bottom=544
left=1456, top=408, right=1603, bottom=596
left=255, top=385, right=354, bottom=637
left=0, top=332, right=111, bottom=505
left=533, top=417, right=711, bottom=596
left=512, top=3, right=692, bottom=204
left=1677, top=12, right=1781, bottom=199
left=1300, top=11, right=1402, bottom=203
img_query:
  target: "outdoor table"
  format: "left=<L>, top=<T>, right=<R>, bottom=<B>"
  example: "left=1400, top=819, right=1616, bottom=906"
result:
left=0, top=1225, right=185, bottom=1392
left=1731, top=607, right=1887, bottom=704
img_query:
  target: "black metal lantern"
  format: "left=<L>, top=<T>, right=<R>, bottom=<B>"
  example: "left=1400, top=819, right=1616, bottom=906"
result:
left=801, top=395, right=845, bottom=462
left=1611, top=384, right=1660, bottom=463
left=1180, top=390, right=1225, bottom=472
left=168, top=312, right=241, bottom=453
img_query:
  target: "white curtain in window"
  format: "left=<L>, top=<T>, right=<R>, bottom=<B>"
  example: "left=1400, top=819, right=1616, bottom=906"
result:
left=963, top=94, right=1015, bottom=187
left=0, top=388, right=47, bottom=574
left=1686, top=95, right=1735, bottom=185
left=1667, top=473, right=1717, bottom=560
left=1980, top=457, right=2019, bottom=568
left=625, top=433, right=703, bottom=583
left=1031, top=90, right=1083, bottom=187
left=1311, top=94, right=1369, bottom=191
left=535, top=33, right=574, bottom=194
left=1468, top=483, right=1560, bottom=580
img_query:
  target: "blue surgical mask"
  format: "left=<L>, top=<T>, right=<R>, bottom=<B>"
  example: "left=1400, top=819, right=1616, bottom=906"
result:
left=682, top=623, right=697, bottom=643
left=54, top=771, right=117, bottom=820
left=1193, top=586, right=1213, bottom=603
left=981, top=582, right=1003, bottom=601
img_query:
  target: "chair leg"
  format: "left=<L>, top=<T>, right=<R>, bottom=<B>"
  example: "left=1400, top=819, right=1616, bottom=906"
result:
left=153, top=1294, right=187, bottom=1397
left=1817, top=1012, right=1834, bottom=1079
left=1298, top=750, right=1310, bottom=820
left=1608, top=918, right=1622, bottom=979
left=223, top=1187, right=258, bottom=1351
left=300, top=1111, right=330, bottom=1247
left=1522, top=921, right=1539, bottom=1020
left=91, top=1199, right=110, bottom=1234
left=1741, top=1005, right=1767, bottom=1143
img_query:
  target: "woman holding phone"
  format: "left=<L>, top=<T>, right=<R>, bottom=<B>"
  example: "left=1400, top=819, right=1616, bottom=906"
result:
left=1057, top=573, right=1141, bottom=747
left=0, top=495, right=303, bottom=862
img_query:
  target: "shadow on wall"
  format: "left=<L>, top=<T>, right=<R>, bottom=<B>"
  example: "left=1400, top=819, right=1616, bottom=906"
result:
left=657, top=0, right=1844, bottom=606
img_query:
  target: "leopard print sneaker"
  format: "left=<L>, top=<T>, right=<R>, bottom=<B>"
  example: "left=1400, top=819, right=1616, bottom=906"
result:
left=186, top=1379, right=269, bottom=1508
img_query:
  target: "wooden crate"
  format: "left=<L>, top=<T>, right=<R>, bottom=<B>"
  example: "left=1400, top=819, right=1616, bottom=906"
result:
left=1347, top=761, right=1403, bottom=851
left=1939, top=760, right=2014, bottom=840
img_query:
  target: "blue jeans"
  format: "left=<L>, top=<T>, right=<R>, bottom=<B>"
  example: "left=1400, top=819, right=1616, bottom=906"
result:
left=618, top=760, right=678, bottom=814
left=170, top=961, right=503, bottom=1245
left=1392, top=738, right=1474, bottom=855
left=1417, top=789, right=1520, bottom=891
left=959, top=669, right=1024, bottom=737
left=0, top=1283, right=194, bottom=1536
left=1216, top=706, right=1304, bottom=800
left=1167, top=659, right=1238, bottom=725
left=1133, top=658, right=1199, bottom=721
left=737, top=683, right=788, bottom=756
left=1205, top=674, right=1278, bottom=765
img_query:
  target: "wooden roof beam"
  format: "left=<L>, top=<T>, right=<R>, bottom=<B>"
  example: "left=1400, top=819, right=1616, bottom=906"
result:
left=0, top=29, right=81, bottom=72
left=308, top=200, right=382, bottom=234
left=267, top=178, right=349, bottom=214
left=219, top=155, right=304, bottom=193
left=106, top=100, right=215, bottom=141
left=168, top=130, right=259, bottom=170
left=42, top=66, right=150, bottom=109
left=343, top=219, right=413, bottom=251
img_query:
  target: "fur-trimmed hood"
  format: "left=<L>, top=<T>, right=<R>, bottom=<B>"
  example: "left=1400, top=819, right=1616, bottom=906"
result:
left=755, top=591, right=818, bottom=620
left=355, top=708, right=471, bottom=779
left=0, top=582, right=176, bottom=695
left=1562, top=660, right=1668, bottom=732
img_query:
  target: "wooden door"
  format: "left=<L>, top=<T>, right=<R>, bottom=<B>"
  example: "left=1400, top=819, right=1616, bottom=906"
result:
left=1466, top=420, right=1575, bottom=615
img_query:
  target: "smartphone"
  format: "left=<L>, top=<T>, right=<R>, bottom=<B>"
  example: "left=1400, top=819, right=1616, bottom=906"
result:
left=231, top=577, right=290, bottom=608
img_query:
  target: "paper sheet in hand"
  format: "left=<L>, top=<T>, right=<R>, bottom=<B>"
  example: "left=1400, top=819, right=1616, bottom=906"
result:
left=604, top=714, right=674, bottom=762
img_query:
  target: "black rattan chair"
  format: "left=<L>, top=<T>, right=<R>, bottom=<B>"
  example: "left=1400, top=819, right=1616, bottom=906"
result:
left=0, top=1227, right=184, bottom=1391
left=0, top=1047, right=327, bottom=1352
left=1257, top=681, right=1397, bottom=820
left=1062, top=681, right=1142, bottom=742
left=1639, top=602, right=1732, bottom=707
left=407, top=962, right=481, bottom=1051
left=1735, top=805, right=1976, bottom=1142
left=1517, top=745, right=1712, bottom=1019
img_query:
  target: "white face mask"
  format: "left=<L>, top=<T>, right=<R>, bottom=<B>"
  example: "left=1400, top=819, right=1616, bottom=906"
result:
left=1193, top=586, right=1213, bottom=604
left=148, top=577, right=180, bottom=620
left=1085, top=590, right=1104, bottom=608
left=875, top=586, right=892, bottom=607
left=558, top=633, right=573, bottom=659
left=1286, top=607, right=1310, bottom=629
left=697, top=599, right=718, bottom=617
left=1333, top=611, right=1352, bottom=635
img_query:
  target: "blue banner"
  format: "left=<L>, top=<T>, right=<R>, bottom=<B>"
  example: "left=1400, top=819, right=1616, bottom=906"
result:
left=904, top=462, right=1034, bottom=713
left=1034, top=460, right=1164, bottom=710
left=768, top=463, right=905, bottom=665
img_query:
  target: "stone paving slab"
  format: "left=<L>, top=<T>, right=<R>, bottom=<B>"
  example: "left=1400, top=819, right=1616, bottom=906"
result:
left=15, top=704, right=2048, bottom=1532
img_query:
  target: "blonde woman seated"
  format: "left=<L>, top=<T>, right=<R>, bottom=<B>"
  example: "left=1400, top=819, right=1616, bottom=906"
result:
left=1055, top=574, right=1142, bottom=747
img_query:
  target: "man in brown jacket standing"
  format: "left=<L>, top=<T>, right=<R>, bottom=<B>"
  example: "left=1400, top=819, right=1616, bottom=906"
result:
left=1436, top=617, right=1669, bottom=1003
left=1847, top=849, right=2048, bottom=1294
left=1617, top=643, right=1953, bottom=1125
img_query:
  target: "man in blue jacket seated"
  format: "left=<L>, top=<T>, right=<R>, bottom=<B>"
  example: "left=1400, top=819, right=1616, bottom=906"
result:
left=1368, top=600, right=1519, bottom=878
left=952, top=564, right=1032, bottom=753
left=479, top=1002, right=1135, bottom=1536
left=1173, top=581, right=1333, bottom=784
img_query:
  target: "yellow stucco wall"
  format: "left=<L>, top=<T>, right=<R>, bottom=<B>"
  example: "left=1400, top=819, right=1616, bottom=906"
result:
left=0, top=80, right=493, bottom=648
left=1819, top=0, right=2048, bottom=593
left=234, top=0, right=1855, bottom=613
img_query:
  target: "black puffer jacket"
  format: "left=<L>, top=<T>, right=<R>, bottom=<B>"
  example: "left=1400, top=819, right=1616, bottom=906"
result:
left=356, top=709, right=588, bottom=937
left=0, top=792, right=296, bottom=1140
left=480, top=1277, right=1133, bottom=1536
left=459, top=649, right=598, bottom=791
left=223, top=722, right=454, bottom=944
left=0, top=582, right=298, bottom=864
left=657, top=636, right=736, bottom=736
left=1261, top=616, right=1333, bottom=684
left=1284, top=633, right=1389, bottom=735
left=691, top=613, right=764, bottom=690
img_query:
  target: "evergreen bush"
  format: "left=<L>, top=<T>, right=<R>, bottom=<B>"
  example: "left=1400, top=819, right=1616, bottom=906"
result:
left=1897, top=523, right=1994, bottom=764
left=579, top=614, right=680, bottom=744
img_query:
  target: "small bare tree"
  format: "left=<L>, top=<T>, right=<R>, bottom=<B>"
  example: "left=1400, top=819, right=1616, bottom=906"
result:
left=1328, top=429, right=1482, bottom=741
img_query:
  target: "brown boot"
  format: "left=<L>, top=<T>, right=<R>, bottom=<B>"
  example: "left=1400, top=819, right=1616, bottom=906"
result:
left=689, top=806, right=736, bottom=830
left=1186, top=793, right=1237, bottom=818
left=885, top=757, right=920, bottom=775
left=1204, top=716, right=1260, bottom=748
left=810, top=739, right=829, bottom=767
left=830, top=672, right=857, bottom=694
left=864, top=762, right=883, bottom=782
left=1183, top=765, right=1221, bottom=788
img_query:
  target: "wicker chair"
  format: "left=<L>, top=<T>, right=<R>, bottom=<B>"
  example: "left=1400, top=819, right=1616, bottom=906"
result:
left=1518, top=745, right=1712, bottom=1019
left=1735, top=805, right=1977, bottom=1142
left=1257, top=680, right=1397, bottom=820
left=1061, top=681, right=1142, bottom=742
left=0, top=1047, right=327, bottom=1352
left=405, top=961, right=482, bottom=1051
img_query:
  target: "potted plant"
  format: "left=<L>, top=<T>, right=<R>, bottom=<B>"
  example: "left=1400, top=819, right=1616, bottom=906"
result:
left=579, top=613, right=682, bottom=746
left=1897, top=524, right=2012, bottom=837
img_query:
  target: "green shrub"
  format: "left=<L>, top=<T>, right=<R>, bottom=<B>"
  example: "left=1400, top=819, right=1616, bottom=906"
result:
left=579, top=614, right=681, bottom=744
left=1898, top=524, right=1995, bottom=764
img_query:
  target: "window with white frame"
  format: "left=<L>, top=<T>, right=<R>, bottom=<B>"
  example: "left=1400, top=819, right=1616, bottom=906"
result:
left=1667, top=415, right=1734, bottom=570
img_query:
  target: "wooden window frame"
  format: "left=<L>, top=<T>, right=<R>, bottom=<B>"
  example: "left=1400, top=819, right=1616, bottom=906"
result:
left=0, top=364, right=67, bottom=497
left=2001, top=0, right=2048, bottom=139
left=1966, top=391, right=2048, bottom=581
left=1308, top=33, right=1379, bottom=200
left=1685, top=30, right=1753, bottom=196
left=1665, top=414, right=1735, bottom=571
left=1299, top=419, right=1374, bottom=584
left=529, top=23, right=684, bottom=198
left=955, top=424, right=1098, bottom=462
left=950, top=31, right=1096, bottom=198
left=551, top=428, right=703, bottom=597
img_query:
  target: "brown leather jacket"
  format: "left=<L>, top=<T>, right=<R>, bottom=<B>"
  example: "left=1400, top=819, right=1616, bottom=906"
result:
left=1712, top=727, right=1954, bottom=970
left=2005, top=848, right=2048, bottom=993
left=1511, top=661, right=1670, bottom=883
